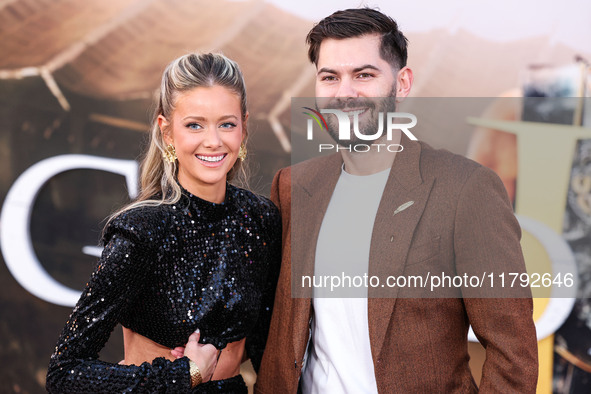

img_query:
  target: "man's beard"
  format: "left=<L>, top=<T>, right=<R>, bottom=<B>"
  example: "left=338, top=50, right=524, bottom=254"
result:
left=319, top=84, right=397, bottom=148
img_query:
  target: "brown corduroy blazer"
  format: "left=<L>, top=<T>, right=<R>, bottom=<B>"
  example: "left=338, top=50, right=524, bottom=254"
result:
left=255, top=138, right=538, bottom=393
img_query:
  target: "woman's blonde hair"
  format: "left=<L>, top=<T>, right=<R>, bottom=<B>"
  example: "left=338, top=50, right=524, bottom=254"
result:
left=110, top=52, right=248, bottom=220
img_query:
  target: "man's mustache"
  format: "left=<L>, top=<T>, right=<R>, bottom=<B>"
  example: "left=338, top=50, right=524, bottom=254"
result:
left=317, top=98, right=377, bottom=112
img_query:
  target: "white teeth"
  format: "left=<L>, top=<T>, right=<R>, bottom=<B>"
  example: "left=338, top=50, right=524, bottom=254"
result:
left=196, top=154, right=225, bottom=162
left=343, top=109, right=367, bottom=116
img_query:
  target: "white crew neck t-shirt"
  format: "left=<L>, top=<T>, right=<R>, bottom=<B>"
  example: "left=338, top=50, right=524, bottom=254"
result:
left=301, top=166, right=390, bottom=394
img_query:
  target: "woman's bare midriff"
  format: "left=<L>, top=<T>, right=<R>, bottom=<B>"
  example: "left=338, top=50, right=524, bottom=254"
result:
left=119, top=327, right=245, bottom=380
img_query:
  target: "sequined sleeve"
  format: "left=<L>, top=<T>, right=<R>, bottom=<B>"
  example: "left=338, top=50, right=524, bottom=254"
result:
left=46, top=213, right=193, bottom=393
left=244, top=201, right=282, bottom=373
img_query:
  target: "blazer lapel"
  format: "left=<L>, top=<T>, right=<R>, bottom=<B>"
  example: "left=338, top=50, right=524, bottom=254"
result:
left=290, top=153, right=343, bottom=361
left=368, top=138, right=434, bottom=364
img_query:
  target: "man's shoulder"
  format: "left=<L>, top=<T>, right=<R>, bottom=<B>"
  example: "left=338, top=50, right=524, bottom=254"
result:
left=417, top=141, right=482, bottom=182
left=416, top=141, right=507, bottom=199
left=418, top=141, right=479, bottom=171
left=293, top=153, right=340, bottom=172
left=275, top=154, right=341, bottom=185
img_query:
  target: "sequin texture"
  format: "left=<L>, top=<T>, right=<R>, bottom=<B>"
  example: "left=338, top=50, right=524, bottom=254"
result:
left=46, top=183, right=281, bottom=393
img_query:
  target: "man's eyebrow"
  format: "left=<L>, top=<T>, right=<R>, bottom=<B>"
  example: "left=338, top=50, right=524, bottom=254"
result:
left=317, top=67, right=337, bottom=74
left=352, top=64, right=380, bottom=73
left=317, top=65, right=381, bottom=74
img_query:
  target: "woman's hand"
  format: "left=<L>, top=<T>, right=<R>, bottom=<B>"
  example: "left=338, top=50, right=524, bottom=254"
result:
left=171, top=330, right=218, bottom=383
left=170, top=346, right=185, bottom=359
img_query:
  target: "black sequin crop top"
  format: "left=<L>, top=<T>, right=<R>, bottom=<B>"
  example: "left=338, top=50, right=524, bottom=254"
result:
left=46, top=183, right=281, bottom=393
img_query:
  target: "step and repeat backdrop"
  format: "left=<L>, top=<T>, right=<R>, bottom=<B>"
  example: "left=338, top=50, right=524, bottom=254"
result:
left=1, top=0, right=590, bottom=392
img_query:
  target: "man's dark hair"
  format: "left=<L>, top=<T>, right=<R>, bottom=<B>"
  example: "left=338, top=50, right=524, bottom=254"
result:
left=306, top=8, right=408, bottom=69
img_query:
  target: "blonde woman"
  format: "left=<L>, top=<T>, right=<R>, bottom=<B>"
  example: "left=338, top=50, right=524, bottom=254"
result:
left=46, top=53, right=281, bottom=393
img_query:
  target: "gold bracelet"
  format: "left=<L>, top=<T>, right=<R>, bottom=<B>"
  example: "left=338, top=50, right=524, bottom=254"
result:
left=188, top=359, right=202, bottom=388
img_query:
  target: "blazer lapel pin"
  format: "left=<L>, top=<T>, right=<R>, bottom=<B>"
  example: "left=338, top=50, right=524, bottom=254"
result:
left=393, top=200, right=414, bottom=216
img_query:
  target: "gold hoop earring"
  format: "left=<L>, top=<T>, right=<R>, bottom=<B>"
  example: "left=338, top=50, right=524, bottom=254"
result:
left=163, top=144, right=177, bottom=163
left=238, top=143, right=247, bottom=162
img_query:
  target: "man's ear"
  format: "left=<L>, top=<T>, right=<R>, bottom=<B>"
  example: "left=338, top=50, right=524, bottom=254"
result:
left=158, top=115, right=172, bottom=145
left=396, top=66, right=413, bottom=100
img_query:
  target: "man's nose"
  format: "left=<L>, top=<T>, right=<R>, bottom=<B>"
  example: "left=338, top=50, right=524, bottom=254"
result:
left=335, top=78, right=358, bottom=98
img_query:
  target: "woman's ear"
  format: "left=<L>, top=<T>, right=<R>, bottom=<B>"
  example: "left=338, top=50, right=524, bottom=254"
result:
left=242, top=111, right=249, bottom=139
left=158, top=115, right=172, bottom=145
